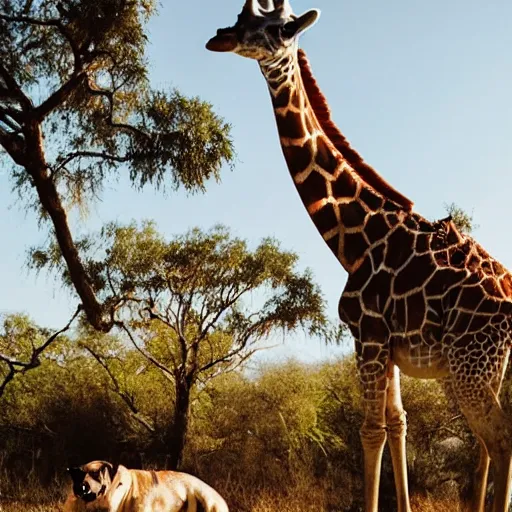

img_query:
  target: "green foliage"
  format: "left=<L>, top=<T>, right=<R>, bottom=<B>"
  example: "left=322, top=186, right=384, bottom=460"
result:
left=0, top=314, right=48, bottom=363
left=1, top=0, right=233, bottom=210
left=193, top=362, right=329, bottom=477
left=0, top=332, right=168, bottom=473
left=33, top=222, right=336, bottom=343
left=30, top=223, right=337, bottom=467
left=0, top=312, right=78, bottom=399
left=1, top=0, right=154, bottom=87
left=76, top=324, right=173, bottom=437
left=443, top=203, right=478, bottom=234
left=1, top=0, right=234, bottom=330
left=0, top=342, right=486, bottom=511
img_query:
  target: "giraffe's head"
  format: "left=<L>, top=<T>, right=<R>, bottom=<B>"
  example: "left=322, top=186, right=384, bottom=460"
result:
left=206, top=0, right=319, bottom=61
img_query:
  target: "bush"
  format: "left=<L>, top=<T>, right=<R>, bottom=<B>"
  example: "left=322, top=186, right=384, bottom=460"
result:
left=0, top=350, right=491, bottom=510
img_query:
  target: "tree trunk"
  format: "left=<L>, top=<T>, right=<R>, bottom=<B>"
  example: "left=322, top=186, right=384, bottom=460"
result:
left=24, top=121, right=110, bottom=332
left=168, top=374, right=192, bottom=470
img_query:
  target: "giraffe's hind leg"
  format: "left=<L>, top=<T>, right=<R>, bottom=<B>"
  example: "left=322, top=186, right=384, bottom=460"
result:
left=450, top=375, right=512, bottom=512
left=471, top=437, right=491, bottom=512
left=443, top=378, right=491, bottom=512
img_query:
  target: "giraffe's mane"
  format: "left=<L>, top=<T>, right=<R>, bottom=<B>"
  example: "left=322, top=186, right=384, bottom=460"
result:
left=297, top=49, right=414, bottom=212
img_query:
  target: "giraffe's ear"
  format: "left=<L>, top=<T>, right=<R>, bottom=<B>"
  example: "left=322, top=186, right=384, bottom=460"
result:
left=289, top=9, right=320, bottom=36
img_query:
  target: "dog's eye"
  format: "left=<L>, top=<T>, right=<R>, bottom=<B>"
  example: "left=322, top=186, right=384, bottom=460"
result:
left=90, top=471, right=100, bottom=480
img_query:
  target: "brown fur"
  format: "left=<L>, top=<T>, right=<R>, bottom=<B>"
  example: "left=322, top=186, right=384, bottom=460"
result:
left=297, top=49, right=414, bottom=211
left=64, top=461, right=228, bottom=512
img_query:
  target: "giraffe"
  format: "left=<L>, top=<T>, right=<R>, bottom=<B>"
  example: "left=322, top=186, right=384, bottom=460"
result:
left=206, top=1, right=512, bottom=511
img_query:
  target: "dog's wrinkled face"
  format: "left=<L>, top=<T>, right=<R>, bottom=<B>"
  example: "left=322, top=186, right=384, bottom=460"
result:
left=67, top=460, right=117, bottom=503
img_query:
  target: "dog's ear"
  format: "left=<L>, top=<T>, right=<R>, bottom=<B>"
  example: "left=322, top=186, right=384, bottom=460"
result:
left=110, top=463, right=119, bottom=481
left=67, top=466, right=85, bottom=484
left=102, top=461, right=118, bottom=482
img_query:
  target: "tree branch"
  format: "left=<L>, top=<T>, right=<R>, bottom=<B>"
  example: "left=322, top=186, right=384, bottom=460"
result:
left=31, top=304, right=82, bottom=362
left=197, top=285, right=252, bottom=344
left=0, top=12, right=62, bottom=27
left=142, top=312, right=179, bottom=372
left=0, top=305, right=81, bottom=399
left=198, top=345, right=273, bottom=378
left=85, top=79, right=150, bottom=139
left=150, top=309, right=179, bottom=337
left=0, top=110, right=22, bottom=133
left=0, top=12, right=82, bottom=69
left=0, top=364, right=16, bottom=400
left=84, top=345, right=155, bottom=434
left=231, top=316, right=273, bottom=352
left=0, top=99, right=25, bottom=124
left=196, top=350, right=238, bottom=375
left=117, top=322, right=175, bottom=383
left=0, top=127, right=26, bottom=165
left=0, top=12, right=90, bottom=121
left=34, top=72, right=86, bottom=121
left=0, top=62, right=32, bottom=111
left=52, top=150, right=132, bottom=174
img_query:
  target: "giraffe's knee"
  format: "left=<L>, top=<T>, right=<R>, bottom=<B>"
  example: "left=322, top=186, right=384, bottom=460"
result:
left=386, top=408, right=407, bottom=440
left=485, top=428, right=512, bottom=460
left=360, top=422, right=387, bottom=451
left=460, top=395, right=512, bottom=459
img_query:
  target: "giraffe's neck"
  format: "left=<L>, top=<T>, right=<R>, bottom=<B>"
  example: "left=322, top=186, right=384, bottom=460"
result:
left=259, top=49, right=414, bottom=274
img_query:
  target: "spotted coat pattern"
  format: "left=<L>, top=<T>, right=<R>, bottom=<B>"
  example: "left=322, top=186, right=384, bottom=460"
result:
left=260, top=45, right=512, bottom=512
left=207, top=2, right=512, bottom=509
left=260, top=52, right=512, bottom=402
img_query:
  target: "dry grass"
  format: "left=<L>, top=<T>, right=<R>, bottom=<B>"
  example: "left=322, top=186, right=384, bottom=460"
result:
left=250, top=495, right=470, bottom=512
left=0, top=497, right=471, bottom=512
left=226, top=488, right=329, bottom=512
left=411, top=495, right=470, bottom=512
left=0, top=489, right=470, bottom=512
left=0, top=497, right=472, bottom=512
left=0, top=504, right=59, bottom=512
left=0, top=473, right=66, bottom=512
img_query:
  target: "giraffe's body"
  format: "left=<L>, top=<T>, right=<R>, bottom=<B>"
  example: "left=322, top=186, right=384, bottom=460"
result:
left=207, top=2, right=512, bottom=511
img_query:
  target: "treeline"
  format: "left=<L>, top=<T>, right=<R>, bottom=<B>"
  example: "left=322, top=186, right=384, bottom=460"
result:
left=0, top=332, right=488, bottom=511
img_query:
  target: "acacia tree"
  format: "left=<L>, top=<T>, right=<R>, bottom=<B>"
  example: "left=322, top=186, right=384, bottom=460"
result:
left=443, top=202, right=477, bottom=234
left=0, top=0, right=233, bottom=331
left=38, top=222, right=340, bottom=468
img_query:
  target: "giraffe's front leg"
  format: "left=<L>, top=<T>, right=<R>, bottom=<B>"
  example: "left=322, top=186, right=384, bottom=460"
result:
left=386, top=363, right=412, bottom=512
left=358, top=344, right=389, bottom=512
left=472, top=438, right=490, bottom=512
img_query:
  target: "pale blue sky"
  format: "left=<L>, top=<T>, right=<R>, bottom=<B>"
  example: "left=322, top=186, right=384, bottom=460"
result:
left=0, top=0, right=511, bottom=362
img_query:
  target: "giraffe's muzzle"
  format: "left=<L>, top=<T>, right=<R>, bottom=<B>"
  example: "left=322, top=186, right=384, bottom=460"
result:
left=206, top=29, right=238, bottom=52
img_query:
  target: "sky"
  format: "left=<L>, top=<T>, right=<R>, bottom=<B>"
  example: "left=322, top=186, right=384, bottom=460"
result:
left=0, top=0, right=511, bottom=363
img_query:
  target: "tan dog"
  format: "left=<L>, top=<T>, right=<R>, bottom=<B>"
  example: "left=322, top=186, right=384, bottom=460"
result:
left=63, top=460, right=229, bottom=512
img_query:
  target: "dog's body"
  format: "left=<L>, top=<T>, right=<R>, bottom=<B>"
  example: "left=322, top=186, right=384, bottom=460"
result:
left=64, top=461, right=229, bottom=512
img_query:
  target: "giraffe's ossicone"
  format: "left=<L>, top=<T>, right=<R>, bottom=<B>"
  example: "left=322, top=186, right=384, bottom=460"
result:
left=207, top=2, right=512, bottom=511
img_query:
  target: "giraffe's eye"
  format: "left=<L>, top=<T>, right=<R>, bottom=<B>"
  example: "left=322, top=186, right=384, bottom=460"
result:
left=267, top=25, right=280, bottom=38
